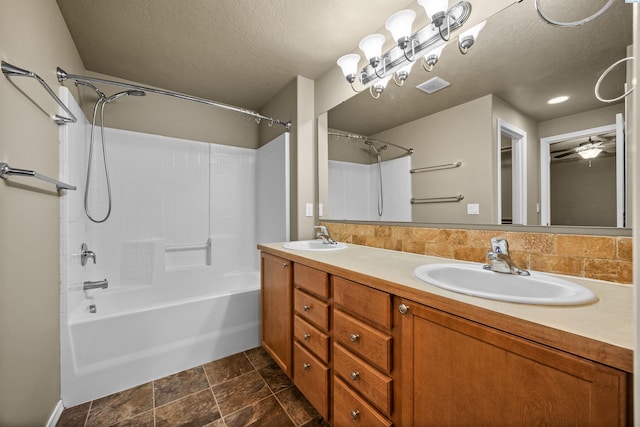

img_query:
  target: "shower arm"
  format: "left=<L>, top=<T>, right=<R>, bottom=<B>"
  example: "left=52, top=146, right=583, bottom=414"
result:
left=56, top=67, right=292, bottom=131
left=328, top=131, right=413, bottom=156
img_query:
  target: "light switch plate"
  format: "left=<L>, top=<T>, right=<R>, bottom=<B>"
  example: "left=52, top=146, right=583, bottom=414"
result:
left=467, top=203, right=480, bottom=215
left=305, top=203, right=313, bottom=217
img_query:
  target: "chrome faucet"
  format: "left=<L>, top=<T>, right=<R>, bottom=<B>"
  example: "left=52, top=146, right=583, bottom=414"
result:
left=81, top=243, right=96, bottom=266
left=483, top=237, right=530, bottom=276
left=314, top=225, right=337, bottom=245
left=83, top=279, right=109, bottom=290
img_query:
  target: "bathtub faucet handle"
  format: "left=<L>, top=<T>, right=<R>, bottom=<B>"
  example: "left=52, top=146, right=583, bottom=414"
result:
left=81, top=243, right=96, bottom=266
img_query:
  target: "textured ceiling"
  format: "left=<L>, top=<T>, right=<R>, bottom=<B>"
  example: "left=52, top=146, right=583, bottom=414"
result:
left=56, top=0, right=413, bottom=109
left=56, top=0, right=633, bottom=134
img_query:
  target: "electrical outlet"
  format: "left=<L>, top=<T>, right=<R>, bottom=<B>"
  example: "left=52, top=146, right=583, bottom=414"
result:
left=305, top=203, right=313, bottom=217
left=467, top=203, right=480, bottom=215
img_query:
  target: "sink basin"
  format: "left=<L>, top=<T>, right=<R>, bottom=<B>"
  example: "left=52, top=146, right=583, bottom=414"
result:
left=283, top=240, right=347, bottom=251
left=414, top=263, right=596, bottom=305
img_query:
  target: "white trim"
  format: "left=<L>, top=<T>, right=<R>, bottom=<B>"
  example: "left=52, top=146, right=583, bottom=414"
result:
left=615, top=113, right=625, bottom=227
left=540, top=122, right=619, bottom=226
left=497, top=119, right=528, bottom=225
left=46, top=400, right=65, bottom=427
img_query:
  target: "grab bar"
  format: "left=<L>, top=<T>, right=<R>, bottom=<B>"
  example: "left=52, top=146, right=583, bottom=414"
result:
left=410, top=161, right=462, bottom=174
left=411, top=194, right=464, bottom=204
left=1, top=61, right=77, bottom=125
left=0, top=162, right=77, bottom=191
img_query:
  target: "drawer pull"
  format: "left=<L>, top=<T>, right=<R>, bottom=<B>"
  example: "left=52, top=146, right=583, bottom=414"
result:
left=350, top=371, right=360, bottom=381
left=350, top=333, right=360, bottom=342
left=351, top=410, right=360, bottom=420
left=399, top=303, right=410, bottom=314
left=283, top=262, right=289, bottom=268
left=303, top=363, right=311, bottom=370
left=303, top=304, right=311, bottom=312
left=303, top=333, right=311, bottom=341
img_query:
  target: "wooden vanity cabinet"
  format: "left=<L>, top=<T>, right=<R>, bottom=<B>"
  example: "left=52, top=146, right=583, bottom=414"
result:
left=260, top=252, right=293, bottom=376
left=396, top=297, right=630, bottom=426
left=292, top=263, right=331, bottom=420
left=259, top=249, right=631, bottom=426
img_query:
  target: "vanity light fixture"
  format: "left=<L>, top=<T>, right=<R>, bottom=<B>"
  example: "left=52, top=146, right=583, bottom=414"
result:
left=336, top=1, right=475, bottom=99
left=548, top=95, right=570, bottom=104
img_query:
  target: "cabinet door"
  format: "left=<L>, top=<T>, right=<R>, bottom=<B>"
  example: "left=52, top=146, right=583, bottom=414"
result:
left=261, top=252, right=293, bottom=376
left=397, top=298, right=629, bottom=426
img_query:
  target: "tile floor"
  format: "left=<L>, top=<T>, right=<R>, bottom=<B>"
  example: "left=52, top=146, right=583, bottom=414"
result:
left=56, top=347, right=329, bottom=427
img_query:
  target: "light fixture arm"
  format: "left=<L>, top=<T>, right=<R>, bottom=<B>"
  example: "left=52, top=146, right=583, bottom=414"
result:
left=403, top=38, right=419, bottom=62
left=437, top=12, right=452, bottom=42
left=373, top=57, right=389, bottom=79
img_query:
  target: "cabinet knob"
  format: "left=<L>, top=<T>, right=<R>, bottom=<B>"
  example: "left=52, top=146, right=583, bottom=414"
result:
left=303, top=363, right=311, bottom=371
left=283, top=262, right=289, bottom=268
left=351, top=410, right=360, bottom=420
left=350, top=371, right=360, bottom=381
left=398, top=303, right=410, bottom=315
left=303, top=304, right=311, bottom=312
left=303, top=333, right=311, bottom=341
left=350, top=333, right=360, bottom=342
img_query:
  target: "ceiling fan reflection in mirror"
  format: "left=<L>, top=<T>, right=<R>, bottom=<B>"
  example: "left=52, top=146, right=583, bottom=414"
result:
left=551, top=134, right=616, bottom=161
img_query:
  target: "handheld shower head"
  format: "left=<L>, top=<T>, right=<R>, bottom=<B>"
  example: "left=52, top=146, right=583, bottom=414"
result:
left=104, top=89, right=146, bottom=103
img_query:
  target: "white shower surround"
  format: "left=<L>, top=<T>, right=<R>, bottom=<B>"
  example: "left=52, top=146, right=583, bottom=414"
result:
left=328, top=156, right=412, bottom=221
left=58, top=88, right=289, bottom=405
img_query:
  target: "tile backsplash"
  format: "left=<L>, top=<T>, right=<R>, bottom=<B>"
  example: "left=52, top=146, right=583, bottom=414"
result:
left=321, top=222, right=632, bottom=284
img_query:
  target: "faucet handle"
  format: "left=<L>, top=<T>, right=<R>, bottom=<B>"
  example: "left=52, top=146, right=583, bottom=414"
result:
left=490, top=237, right=509, bottom=255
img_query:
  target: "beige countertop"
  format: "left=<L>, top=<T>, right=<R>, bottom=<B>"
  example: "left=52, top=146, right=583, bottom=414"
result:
left=258, top=242, right=634, bottom=373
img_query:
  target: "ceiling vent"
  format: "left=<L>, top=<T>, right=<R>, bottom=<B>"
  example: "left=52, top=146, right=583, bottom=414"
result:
left=416, top=76, right=450, bottom=94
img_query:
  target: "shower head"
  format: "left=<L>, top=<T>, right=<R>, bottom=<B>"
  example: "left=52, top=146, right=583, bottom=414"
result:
left=104, top=90, right=146, bottom=103
left=365, top=141, right=387, bottom=154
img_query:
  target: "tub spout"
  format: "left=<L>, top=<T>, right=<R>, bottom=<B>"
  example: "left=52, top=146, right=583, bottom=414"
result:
left=83, top=279, right=108, bottom=290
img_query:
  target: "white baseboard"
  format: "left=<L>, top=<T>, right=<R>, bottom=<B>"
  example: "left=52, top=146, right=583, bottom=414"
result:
left=46, top=400, right=64, bottom=427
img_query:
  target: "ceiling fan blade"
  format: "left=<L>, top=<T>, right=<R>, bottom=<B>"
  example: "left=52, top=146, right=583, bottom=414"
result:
left=554, top=151, right=575, bottom=159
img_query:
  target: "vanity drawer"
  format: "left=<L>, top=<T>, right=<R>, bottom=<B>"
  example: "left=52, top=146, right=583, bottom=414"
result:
left=294, top=315, right=329, bottom=362
left=334, top=309, right=392, bottom=373
left=294, top=263, right=329, bottom=298
left=334, top=376, right=393, bottom=427
left=333, top=276, right=391, bottom=329
left=294, top=341, right=329, bottom=420
left=334, top=343, right=392, bottom=416
left=294, top=289, right=329, bottom=331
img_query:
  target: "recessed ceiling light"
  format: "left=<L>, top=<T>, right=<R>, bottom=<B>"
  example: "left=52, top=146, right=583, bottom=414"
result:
left=548, top=95, right=569, bottom=104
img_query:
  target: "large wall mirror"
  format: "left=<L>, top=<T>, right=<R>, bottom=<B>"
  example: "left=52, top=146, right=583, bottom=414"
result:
left=318, top=0, right=633, bottom=231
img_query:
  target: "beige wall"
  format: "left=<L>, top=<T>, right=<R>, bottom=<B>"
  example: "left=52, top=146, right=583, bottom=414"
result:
left=538, top=103, right=624, bottom=139
left=70, top=71, right=260, bottom=149
left=0, top=1, right=85, bottom=424
left=374, top=95, right=494, bottom=224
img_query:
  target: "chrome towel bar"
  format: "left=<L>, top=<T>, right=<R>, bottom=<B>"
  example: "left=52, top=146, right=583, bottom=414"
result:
left=410, top=161, right=462, bottom=174
left=1, top=61, right=77, bottom=125
left=411, top=194, right=464, bottom=204
left=0, top=162, right=76, bottom=191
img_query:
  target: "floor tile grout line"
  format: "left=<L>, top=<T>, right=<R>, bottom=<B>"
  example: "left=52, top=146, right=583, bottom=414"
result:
left=152, top=379, right=156, bottom=427
left=83, top=401, right=92, bottom=427
left=203, top=363, right=226, bottom=426
left=272, top=388, right=301, bottom=427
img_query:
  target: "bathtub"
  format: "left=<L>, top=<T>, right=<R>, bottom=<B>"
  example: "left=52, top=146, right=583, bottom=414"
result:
left=61, top=271, right=261, bottom=407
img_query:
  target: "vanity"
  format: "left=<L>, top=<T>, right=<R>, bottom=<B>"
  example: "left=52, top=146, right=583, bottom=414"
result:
left=259, top=242, right=632, bottom=426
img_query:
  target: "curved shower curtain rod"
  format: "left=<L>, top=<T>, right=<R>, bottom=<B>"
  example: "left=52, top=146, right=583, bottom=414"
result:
left=56, top=67, right=292, bottom=131
left=328, top=130, right=413, bottom=155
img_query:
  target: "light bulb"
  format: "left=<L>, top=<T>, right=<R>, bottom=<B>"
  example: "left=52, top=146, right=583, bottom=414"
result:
left=337, top=54, right=361, bottom=83
left=359, top=34, right=386, bottom=67
left=418, top=0, right=449, bottom=23
left=458, top=20, right=486, bottom=53
left=385, top=10, right=416, bottom=49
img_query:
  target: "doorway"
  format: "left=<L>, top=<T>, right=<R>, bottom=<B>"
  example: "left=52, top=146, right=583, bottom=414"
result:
left=497, top=119, right=527, bottom=225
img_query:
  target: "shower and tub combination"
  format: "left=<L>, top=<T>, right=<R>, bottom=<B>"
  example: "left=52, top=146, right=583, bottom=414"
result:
left=58, top=72, right=291, bottom=406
